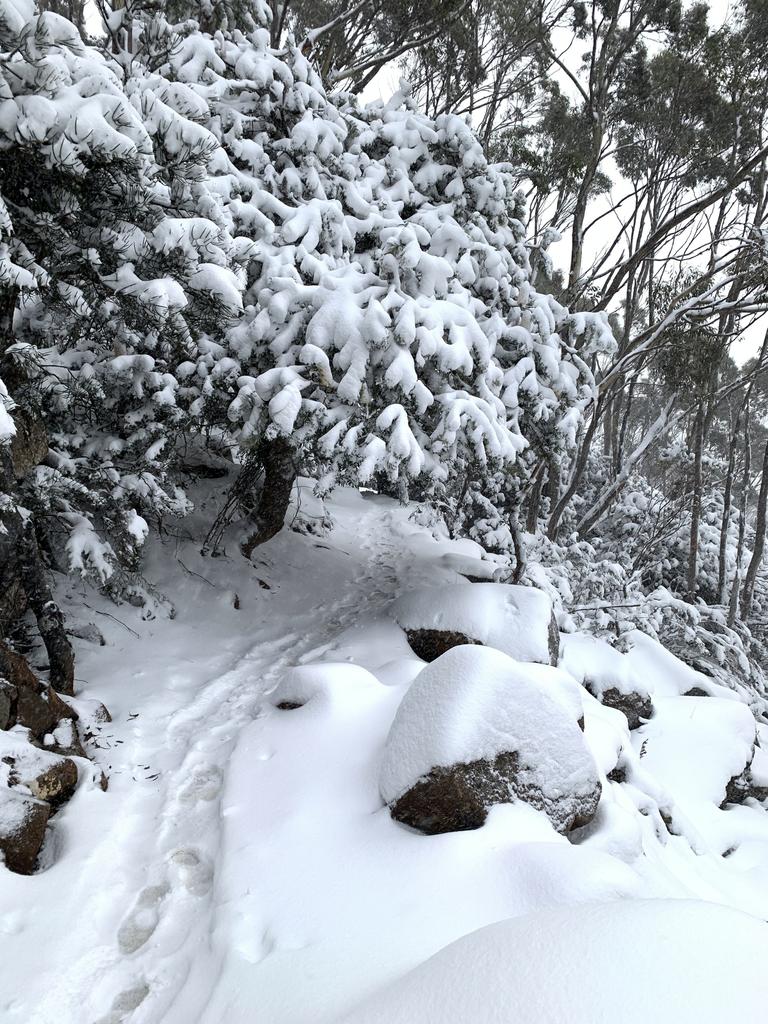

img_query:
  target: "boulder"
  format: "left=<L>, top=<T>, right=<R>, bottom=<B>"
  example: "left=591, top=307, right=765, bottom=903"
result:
left=0, top=788, right=50, bottom=874
left=639, top=696, right=756, bottom=812
left=16, top=686, right=59, bottom=739
left=380, top=646, right=601, bottom=836
left=0, top=679, right=17, bottom=730
left=46, top=719, right=86, bottom=759
left=45, top=686, right=78, bottom=723
left=339, top=900, right=768, bottom=1024
left=585, top=683, right=653, bottom=730
left=0, top=642, right=40, bottom=692
left=27, top=758, right=78, bottom=808
left=391, top=583, right=558, bottom=666
left=404, top=629, right=479, bottom=663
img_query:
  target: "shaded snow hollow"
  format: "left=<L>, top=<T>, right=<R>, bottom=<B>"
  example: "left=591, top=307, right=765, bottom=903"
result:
left=2, top=487, right=768, bottom=1023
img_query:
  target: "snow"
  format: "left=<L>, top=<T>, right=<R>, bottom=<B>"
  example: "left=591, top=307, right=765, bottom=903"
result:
left=561, top=632, right=643, bottom=697
left=379, top=645, right=599, bottom=813
left=341, top=900, right=768, bottom=1023
left=390, top=582, right=554, bottom=664
left=2, top=488, right=768, bottom=1023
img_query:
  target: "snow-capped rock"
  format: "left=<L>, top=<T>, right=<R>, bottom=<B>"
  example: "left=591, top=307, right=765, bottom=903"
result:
left=390, top=583, right=558, bottom=665
left=380, top=645, right=601, bottom=834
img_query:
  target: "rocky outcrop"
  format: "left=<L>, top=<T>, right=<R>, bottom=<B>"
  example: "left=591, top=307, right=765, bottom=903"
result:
left=0, top=643, right=106, bottom=874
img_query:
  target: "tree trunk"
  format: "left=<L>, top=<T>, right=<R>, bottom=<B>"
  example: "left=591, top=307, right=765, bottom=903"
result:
left=547, top=393, right=606, bottom=539
left=740, top=437, right=768, bottom=621
left=718, top=411, right=739, bottom=603
left=0, top=495, right=75, bottom=694
left=525, top=462, right=546, bottom=534
left=240, top=437, right=297, bottom=559
left=576, top=396, right=678, bottom=540
left=687, top=403, right=705, bottom=602
left=729, top=411, right=751, bottom=627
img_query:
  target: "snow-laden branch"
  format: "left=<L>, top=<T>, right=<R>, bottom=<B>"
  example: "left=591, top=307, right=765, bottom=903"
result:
left=576, top=394, right=680, bottom=539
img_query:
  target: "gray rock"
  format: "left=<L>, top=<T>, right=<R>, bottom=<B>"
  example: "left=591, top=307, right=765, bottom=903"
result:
left=405, top=629, right=480, bottom=663
left=390, top=750, right=601, bottom=836
left=0, top=679, right=17, bottom=730
left=0, top=788, right=50, bottom=874
left=585, top=682, right=653, bottom=730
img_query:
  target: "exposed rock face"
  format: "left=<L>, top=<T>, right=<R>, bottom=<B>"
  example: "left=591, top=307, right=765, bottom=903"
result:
left=584, top=680, right=653, bottom=730
left=0, top=642, right=39, bottom=692
left=15, top=686, right=59, bottom=739
left=723, top=768, right=752, bottom=807
left=0, top=680, right=17, bottom=731
left=405, top=629, right=479, bottom=663
left=0, top=644, right=106, bottom=874
left=0, top=790, right=50, bottom=874
left=390, top=750, right=600, bottom=836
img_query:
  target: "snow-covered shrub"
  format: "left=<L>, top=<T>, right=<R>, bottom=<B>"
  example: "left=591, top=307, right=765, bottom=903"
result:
left=0, top=9, right=252, bottom=580
left=108, top=8, right=614, bottom=547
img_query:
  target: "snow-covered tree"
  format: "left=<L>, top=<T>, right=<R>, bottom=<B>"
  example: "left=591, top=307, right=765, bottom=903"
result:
left=106, top=8, right=613, bottom=554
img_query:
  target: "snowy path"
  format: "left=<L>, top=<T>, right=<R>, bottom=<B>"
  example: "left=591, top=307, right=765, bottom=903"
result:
left=4, top=488, right=768, bottom=1024
left=1, top=492, right=427, bottom=1023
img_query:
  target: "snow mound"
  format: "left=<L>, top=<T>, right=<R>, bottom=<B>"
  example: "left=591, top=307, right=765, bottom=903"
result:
left=390, top=583, right=556, bottom=664
left=637, top=696, right=756, bottom=807
left=380, top=645, right=600, bottom=832
left=270, top=662, right=383, bottom=712
left=561, top=633, right=643, bottom=696
left=342, top=899, right=768, bottom=1023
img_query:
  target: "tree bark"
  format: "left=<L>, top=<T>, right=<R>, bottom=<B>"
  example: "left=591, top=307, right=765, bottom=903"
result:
left=740, top=437, right=768, bottom=621
left=0, top=494, right=75, bottom=694
left=240, top=437, right=297, bottom=559
left=576, top=396, right=678, bottom=540
left=729, top=411, right=751, bottom=627
left=718, top=410, right=739, bottom=603
left=547, top=393, right=606, bottom=539
left=687, top=403, right=705, bottom=602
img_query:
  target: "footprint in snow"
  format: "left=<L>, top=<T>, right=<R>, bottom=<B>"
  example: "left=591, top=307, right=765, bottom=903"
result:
left=117, top=884, right=169, bottom=954
left=177, top=764, right=223, bottom=804
left=94, top=979, right=151, bottom=1023
left=168, top=847, right=214, bottom=896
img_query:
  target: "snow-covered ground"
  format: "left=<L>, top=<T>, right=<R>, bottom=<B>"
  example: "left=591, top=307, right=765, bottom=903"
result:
left=2, top=486, right=768, bottom=1022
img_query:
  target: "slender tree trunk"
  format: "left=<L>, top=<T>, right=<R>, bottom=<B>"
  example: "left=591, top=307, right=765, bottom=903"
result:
left=740, top=438, right=768, bottom=621
left=547, top=393, right=606, bottom=539
left=687, top=403, right=705, bottom=602
left=718, top=411, right=739, bottom=603
left=526, top=462, right=546, bottom=534
left=729, top=411, right=751, bottom=626
left=510, top=514, right=526, bottom=584
left=241, top=437, right=297, bottom=559
left=577, top=396, right=678, bottom=540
